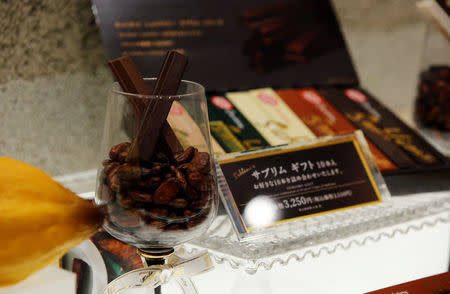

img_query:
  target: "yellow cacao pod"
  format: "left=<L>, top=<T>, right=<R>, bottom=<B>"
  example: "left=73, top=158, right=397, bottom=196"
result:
left=0, top=157, right=103, bottom=286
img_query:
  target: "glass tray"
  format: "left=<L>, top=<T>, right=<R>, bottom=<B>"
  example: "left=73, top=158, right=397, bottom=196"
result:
left=185, top=192, right=450, bottom=274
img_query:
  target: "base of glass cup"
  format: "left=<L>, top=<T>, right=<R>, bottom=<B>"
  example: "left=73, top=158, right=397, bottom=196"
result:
left=138, top=247, right=175, bottom=260
left=101, top=269, right=198, bottom=294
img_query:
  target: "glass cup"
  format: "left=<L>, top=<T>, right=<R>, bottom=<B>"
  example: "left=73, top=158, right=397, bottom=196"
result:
left=95, top=79, right=218, bottom=250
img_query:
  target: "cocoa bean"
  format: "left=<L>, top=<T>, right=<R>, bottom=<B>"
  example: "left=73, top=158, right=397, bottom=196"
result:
left=117, top=164, right=142, bottom=182
left=151, top=165, right=162, bottom=175
left=185, top=185, right=198, bottom=200
left=107, top=171, right=120, bottom=192
left=165, top=224, right=185, bottom=231
left=109, top=142, right=131, bottom=161
left=188, top=172, right=213, bottom=191
left=199, top=174, right=214, bottom=192
left=102, top=159, right=112, bottom=166
left=128, top=190, right=153, bottom=203
left=117, top=149, right=129, bottom=162
left=175, top=146, right=197, bottom=164
left=190, top=199, right=210, bottom=210
left=117, top=194, right=134, bottom=209
left=99, top=183, right=114, bottom=202
left=147, top=207, right=169, bottom=218
left=178, top=163, right=191, bottom=172
left=183, top=209, right=195, bottom=217
left=165, top=172, right=175, bottom=179
left=104, top=162, right=120, bottom=176
left=172, top=166, right=187, bottom=190
left=114, top=210, right=142, bottom=228
left=139, top=176, right=162, bottom=189
left=153, top=178, right=181, bottom=204
left=169, top=198, right=188, bottom=209
left=102, top=203, right=115, bottom=215
left=186, top=212, right=208, bottom=229
left=199, top=191, right=213, bottom=202
left=188, top=152, right=211, bottom=173
left=187, top=171, right=203, bottom=184
left=147, top=220, right=166, bottom=231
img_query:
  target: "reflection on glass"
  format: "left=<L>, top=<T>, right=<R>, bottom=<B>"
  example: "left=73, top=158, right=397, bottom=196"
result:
left=243, top=195, right=279, bottom=228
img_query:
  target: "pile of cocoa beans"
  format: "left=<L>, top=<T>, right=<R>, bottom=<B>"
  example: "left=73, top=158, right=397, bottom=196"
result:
left=99, top=143, right=215, bottom=232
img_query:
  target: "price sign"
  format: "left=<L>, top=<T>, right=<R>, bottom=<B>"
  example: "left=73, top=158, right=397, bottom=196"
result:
left=218, top=133, right=387, bottom=238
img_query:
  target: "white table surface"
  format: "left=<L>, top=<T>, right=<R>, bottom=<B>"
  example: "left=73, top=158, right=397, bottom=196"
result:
left=193, top=211, right=449, bottom=294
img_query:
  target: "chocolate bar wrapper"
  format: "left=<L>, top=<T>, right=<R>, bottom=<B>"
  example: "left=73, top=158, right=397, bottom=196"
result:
left=355, top=88, right=449, bottom=164
left=167, top=101, right=209, bottom=152
left=276, top=89, right=397, bottom=171
left=209, top=116, right=247, bottom=153
left=226, top=89, right=315, bottom=146
left=276, top=89, right=335, bottom=136
left=211, top=136, right=226, bottom=157
left=319, top=88, right=418, bottom=168
left=226, top=90, right=284, bottom=146
left=207, top=94, right=270, bottom=151
left=342, top=88, right=447, bottom=166
left=247, top=88, right=316, bottom=143
left=168, top=101, right=225, bottom=156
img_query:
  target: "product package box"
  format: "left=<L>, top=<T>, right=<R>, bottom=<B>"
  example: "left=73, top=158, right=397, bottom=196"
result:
left=226, top=89, right=316, bottom=146
left=319, top=88, right=450, bottom=194
left=276, top=88, right=397, bottom=172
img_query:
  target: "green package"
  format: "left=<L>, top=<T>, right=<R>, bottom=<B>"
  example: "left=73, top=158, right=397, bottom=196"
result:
left=207, top=94, right=270, bottom=150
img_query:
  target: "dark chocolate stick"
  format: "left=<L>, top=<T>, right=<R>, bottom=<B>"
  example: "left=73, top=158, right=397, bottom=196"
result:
left=108, top=54, right=185, bottom=161
left=108, top=58, right=148, bottom=121
left=152, top=51, right=189, bottom=95
left=127, top=51, right=188, bottom=163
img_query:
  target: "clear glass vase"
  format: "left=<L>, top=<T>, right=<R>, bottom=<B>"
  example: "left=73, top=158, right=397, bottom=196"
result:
left=95, top=78, right=218, bottom=250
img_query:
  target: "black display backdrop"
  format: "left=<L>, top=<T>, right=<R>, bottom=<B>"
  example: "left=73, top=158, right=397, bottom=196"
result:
left=92, top=0, right=358, bottom=91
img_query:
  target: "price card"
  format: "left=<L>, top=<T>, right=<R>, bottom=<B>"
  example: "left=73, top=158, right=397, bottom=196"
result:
left=217, top=131, right=390, bottom=239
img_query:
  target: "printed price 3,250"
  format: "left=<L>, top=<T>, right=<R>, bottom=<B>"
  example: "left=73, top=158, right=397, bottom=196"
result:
left=277, top=196, right=313, bottom=210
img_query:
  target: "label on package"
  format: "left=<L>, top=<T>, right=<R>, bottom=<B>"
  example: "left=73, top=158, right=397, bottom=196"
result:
left=218, top=135, right=383, bottom=232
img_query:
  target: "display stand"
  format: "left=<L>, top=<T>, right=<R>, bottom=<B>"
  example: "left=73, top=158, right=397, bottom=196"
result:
left=186, top=192, right=450, bottom=274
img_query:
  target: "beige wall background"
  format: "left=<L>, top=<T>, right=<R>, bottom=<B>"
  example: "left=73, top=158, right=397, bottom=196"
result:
left=0, top=0, right=432, bottom=176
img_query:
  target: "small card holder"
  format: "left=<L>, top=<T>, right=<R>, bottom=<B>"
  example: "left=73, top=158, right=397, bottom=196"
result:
left=216, top=131, right=391, bottom=241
